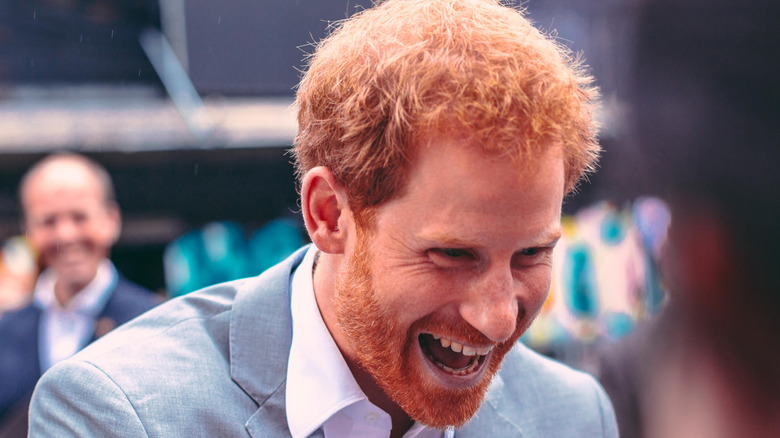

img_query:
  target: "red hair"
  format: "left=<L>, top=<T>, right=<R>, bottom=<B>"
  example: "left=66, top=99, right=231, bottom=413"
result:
left=294, top=0, right=599, bottom=219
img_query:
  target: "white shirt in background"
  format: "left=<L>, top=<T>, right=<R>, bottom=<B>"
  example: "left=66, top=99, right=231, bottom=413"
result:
left=33, top=259, right=117, bottom=371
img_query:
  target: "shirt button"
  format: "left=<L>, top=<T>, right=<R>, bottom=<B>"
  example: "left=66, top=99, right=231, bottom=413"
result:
left=364, top=412, right=380, bottom=423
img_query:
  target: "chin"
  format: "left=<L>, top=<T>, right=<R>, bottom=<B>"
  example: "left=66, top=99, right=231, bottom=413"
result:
left=54, top=263, right=99, bottom=290
left=390, top=330, right=518, bottom=428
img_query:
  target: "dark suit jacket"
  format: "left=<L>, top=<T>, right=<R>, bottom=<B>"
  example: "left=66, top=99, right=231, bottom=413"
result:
left=0, top=275, right=160, bottom=436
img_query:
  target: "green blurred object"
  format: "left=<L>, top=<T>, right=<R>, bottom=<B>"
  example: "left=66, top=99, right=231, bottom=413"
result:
left=163, top=230, right=205, bottom=298
left=164, top=219, right=304, bottom=298
left=200, top=221, right=249, bottom=286
left=248, top=219, right=304, bottom=275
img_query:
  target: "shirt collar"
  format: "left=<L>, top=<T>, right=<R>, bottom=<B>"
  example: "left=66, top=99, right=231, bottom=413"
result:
left=286, top=246, right=368, bottom=437
left=33, top=259, right=117, bottom=317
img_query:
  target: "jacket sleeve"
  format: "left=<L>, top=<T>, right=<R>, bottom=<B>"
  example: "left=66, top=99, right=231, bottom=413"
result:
left=28, top=360, right=148, bottom=437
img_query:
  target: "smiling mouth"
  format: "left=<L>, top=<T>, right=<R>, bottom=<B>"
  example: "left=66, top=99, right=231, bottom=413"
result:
left=418, top=333, right=493, bottom=376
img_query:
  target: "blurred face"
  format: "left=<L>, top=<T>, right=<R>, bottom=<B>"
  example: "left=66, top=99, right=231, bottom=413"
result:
left=334, top=137, right=565, bottom=427
left=23, top=161, right=119, bottom=300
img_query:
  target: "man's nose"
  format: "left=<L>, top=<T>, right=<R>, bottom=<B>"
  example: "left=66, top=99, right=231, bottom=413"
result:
left=458, top=266, right=519, bottom=343
left=52, top=218, right=80, bottom=244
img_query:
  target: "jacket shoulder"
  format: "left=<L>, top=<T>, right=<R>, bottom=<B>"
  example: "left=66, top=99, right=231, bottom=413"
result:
left=31, top=278, right=260, bottom=436
left=483, top=343, right=618, bottom=437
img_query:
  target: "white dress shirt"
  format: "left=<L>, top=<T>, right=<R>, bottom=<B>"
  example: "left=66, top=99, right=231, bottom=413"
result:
left=286, top=247, right=452, bottom=438
left=33, top=259, right=117, bottom=371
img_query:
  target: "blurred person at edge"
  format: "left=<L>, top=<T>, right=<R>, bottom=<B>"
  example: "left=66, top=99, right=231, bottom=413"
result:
left=595, top=0, right=780, bottom=437
left=28, top=1, right=617, bottom=437
left=0, top=153, right=161, bottom=437
left=0, top=236, right=38, bottom=314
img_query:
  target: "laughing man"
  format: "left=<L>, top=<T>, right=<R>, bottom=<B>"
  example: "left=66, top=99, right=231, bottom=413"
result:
left=29, top=1, right=617, bottom=436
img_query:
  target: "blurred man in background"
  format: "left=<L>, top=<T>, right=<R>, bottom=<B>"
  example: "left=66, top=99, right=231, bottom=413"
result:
left=597, top=0, right=780, bottom=436
left=0, top=153, right=160, bottom=436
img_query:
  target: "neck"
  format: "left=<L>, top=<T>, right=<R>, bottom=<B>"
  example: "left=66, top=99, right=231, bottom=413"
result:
left=53, top=280, right=83, bottom=307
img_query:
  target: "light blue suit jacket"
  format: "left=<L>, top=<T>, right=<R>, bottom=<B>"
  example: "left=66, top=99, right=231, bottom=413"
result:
left=29, top=246, right=617, bottom=437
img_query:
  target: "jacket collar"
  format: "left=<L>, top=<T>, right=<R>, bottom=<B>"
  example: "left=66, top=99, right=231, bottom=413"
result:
left=229, top=245, right=309, bottom=437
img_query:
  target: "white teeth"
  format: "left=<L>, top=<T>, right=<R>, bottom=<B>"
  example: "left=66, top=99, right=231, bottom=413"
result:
left=434, top=335, right=494, bottom=356
left=461, top=345, right=477, bottom=356
left=477, top=345, right=493, bottom=355
left=433, top=356, right=481, bottom=375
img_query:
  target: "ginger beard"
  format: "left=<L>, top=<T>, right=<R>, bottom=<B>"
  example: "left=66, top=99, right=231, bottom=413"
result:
left=334, top=229, right=528, bottom=428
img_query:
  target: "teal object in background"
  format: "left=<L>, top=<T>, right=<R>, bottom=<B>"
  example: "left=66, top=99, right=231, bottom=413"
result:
left=604, top=311, right=635, bottom=339
left=201, top=221, right=248, bottom=287
left=633, top=197, right=671, bottom=315
left=563, top=243, right=599, bottom=318
left=163, top=231, right=207, bottom=298
left=164, top=219, right=304, bottom=298
left=248, top=218, right=305, bottom=275
left=600, top=209, right=627, bottom=246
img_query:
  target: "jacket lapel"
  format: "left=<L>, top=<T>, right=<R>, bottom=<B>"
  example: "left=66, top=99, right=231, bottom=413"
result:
left=230, top=246, right=309, bottom=438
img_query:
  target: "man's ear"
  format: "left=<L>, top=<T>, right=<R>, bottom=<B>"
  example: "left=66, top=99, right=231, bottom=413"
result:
left=301, top=166, right=351, bottom=254
left=104, top=201, right=122, bottom=246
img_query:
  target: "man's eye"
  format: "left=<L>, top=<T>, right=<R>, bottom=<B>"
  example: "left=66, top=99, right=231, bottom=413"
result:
left=41, top=217, right=57, bottom=228
left=512, top=247, right=549, bottom=268
left=441, top=248, right=470, bottom=258
left=429, top=248, right=475, bottom=267
left=520, top=247, right=540, bottom=256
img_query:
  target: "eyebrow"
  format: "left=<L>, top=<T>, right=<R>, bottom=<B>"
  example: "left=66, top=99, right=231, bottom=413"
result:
left=531, top=229, right=562, bottom=248
left=420, top=227, right=562, bottom=249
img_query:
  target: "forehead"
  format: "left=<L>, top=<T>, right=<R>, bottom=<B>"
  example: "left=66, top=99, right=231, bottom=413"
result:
left=23, top=161, right=105, bottom=211
left=406, top=133, right=563, bottom=199
left=375, top=135, right=565, bottom=246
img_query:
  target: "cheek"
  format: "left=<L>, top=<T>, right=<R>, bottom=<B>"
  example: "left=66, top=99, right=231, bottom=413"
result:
left=27, top=229, right=54, bottom=253
left=518, top=265, right=554, bottom=309
left=372, top=268, right=458, bottom=324
left=89, top=219, right=119, bottom=246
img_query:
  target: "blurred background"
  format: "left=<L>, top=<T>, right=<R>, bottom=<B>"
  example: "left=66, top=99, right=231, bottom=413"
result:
left=0, top=0, right=660, bottom=363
